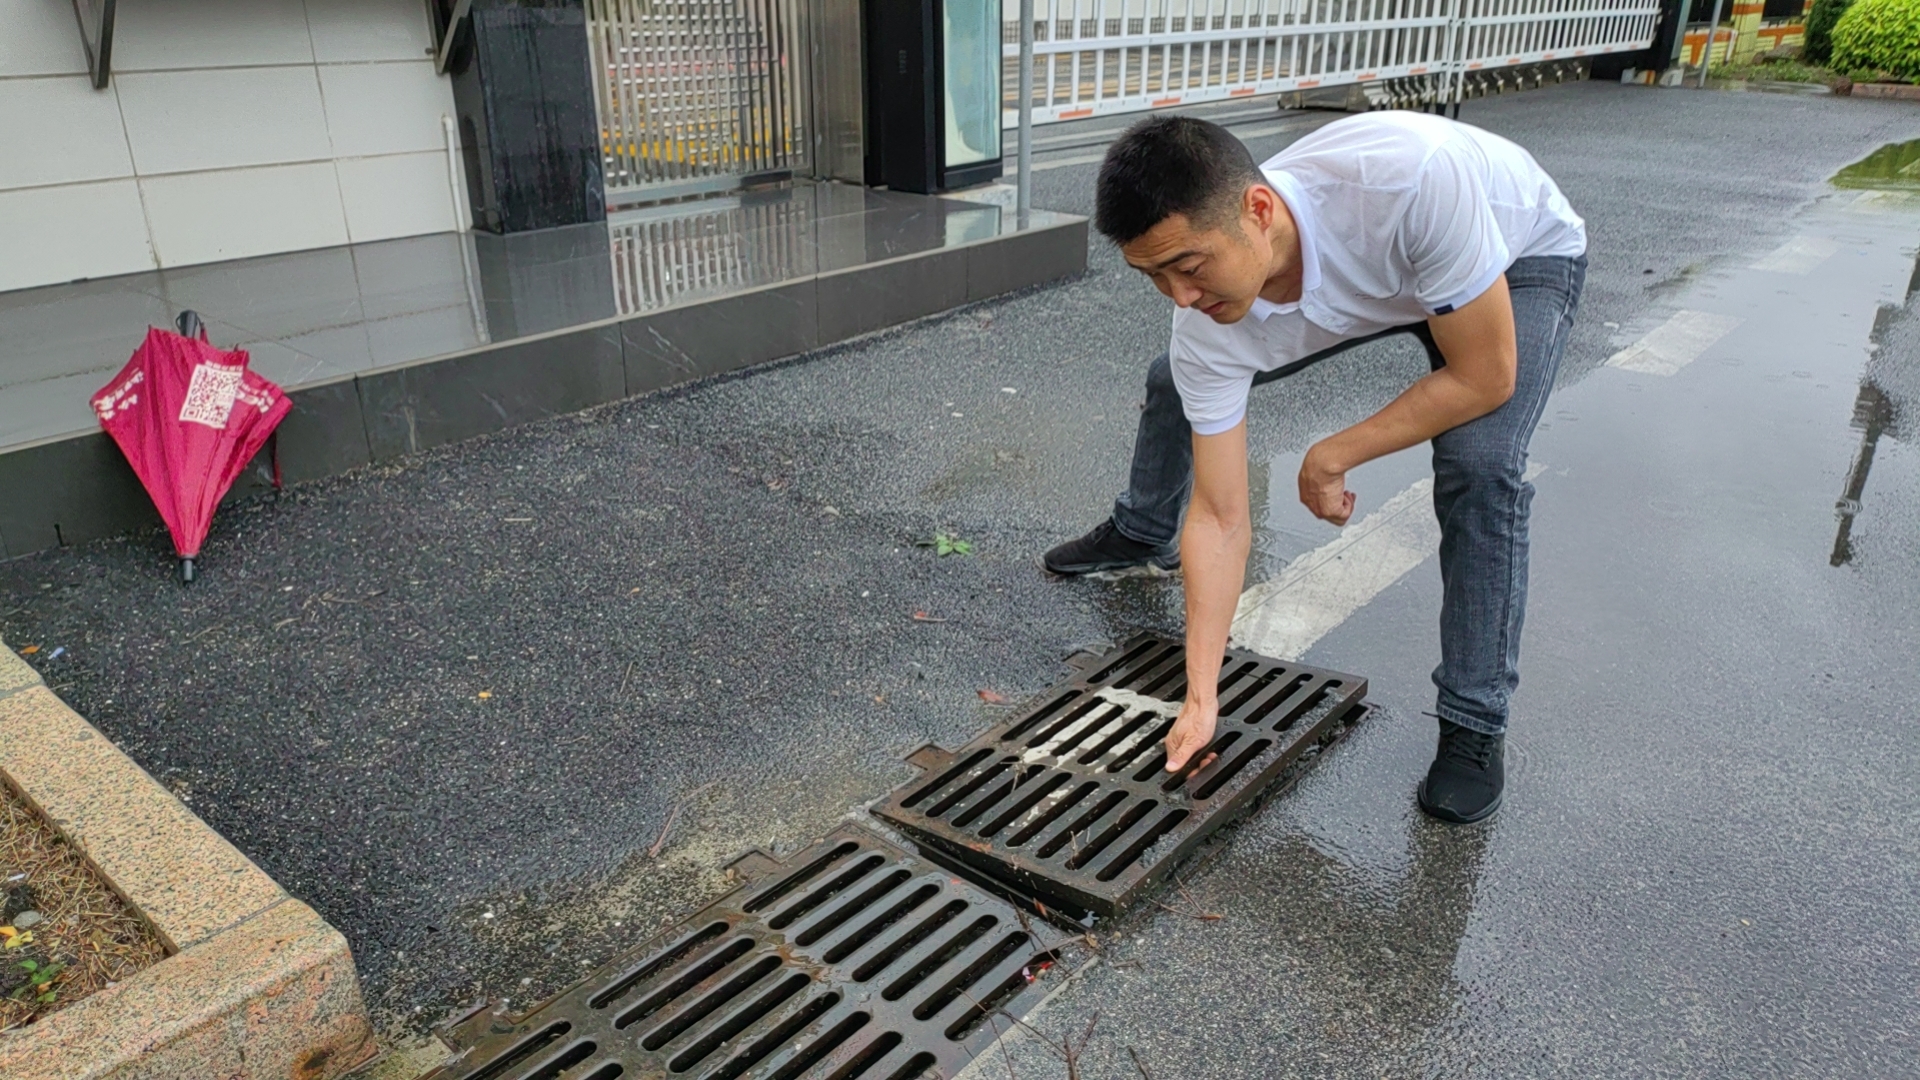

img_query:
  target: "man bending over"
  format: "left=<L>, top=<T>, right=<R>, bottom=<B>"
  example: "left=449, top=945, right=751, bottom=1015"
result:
left=1045, top=113, right=1585, bottom=823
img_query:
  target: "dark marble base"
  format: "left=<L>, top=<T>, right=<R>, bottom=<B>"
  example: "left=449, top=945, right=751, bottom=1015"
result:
left=0, top=203, right=1085, bottom=559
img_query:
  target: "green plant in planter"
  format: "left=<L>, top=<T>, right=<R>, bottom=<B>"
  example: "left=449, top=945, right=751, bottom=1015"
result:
left=11, top=958, right=64, bottom=1005
left=1832, top=0, right=1920, bottom=81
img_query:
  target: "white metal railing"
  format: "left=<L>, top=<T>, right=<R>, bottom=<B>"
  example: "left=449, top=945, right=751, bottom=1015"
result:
left=1002, top=0, right=1662, bottom=125
left=587, top=0, right=812, bottom=202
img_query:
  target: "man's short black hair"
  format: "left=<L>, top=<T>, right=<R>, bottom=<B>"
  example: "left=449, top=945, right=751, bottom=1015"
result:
left=1094, top=115, right=1264, bottom=245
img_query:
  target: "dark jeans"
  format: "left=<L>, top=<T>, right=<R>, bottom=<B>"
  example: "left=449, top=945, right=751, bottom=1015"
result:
left=1108, top=254, right=1587, bottom=735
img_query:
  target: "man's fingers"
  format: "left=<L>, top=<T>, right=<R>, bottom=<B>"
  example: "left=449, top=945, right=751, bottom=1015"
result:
left=1165, top=740, right=1192, bottom=772
left=1322, top=491, right=1357, bottom=526
left=1165, top=731, right=1219, bottom=773
left=1165, top=729, right=1201, bottom=772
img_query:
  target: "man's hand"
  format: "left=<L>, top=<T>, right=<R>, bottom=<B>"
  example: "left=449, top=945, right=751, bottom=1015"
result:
left=1165, top=693, right=1220, bottom=773
left=1289, top=278, right=1520, bottom=524
left=1298, top=442, right=1356, bottom=525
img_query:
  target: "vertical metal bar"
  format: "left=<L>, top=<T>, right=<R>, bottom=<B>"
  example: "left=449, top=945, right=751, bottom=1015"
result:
left=1698, top=0, right=1723, bottom=87
left=1068, top=0, right=1081, bottom=107
left=761, top=0, right=779, bottom=172
left=1020, top=0, right=1035, bottom=226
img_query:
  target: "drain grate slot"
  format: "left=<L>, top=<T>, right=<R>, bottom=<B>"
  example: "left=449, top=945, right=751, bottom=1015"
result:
left=434, top=826, right=1067, bottom=1080
left=873, top=634, right=1369, bottom=919
left=463, top=1022, right=573, bottom=1080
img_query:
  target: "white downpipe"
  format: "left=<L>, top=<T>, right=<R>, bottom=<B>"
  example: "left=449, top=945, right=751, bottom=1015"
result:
left=441, top=114, right=468, bottom=231
left=442, top=113, right=488, bottom=345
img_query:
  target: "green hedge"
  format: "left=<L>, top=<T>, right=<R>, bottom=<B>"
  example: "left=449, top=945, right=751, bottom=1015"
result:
left=1833, top=0, right=1920, bottom=81
left=1804, top=0, right=1855, bottom=65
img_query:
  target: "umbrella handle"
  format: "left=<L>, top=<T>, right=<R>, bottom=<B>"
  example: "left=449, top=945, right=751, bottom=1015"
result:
left=174, top=310, right=208, bottom=342
left=179, top=558, right=196, bottom=585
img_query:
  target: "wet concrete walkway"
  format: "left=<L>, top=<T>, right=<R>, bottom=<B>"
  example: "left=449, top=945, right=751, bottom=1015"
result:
left=3, top=84, right=1919, bottom=1076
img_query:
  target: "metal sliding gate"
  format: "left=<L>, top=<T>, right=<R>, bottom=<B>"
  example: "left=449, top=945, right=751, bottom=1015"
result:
left=1001, top=0, right=1664, bottom=126
left=587, top=0, right=813, bottom=203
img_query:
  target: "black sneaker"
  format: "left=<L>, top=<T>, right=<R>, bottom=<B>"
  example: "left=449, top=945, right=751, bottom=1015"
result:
left=1043, top=519, right=1180, bottom=576
left=1417, top=720, right=1505, bottom=824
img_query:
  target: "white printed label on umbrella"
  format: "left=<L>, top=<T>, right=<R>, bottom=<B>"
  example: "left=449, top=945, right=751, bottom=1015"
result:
left=179, top=363, right=245, bottom=429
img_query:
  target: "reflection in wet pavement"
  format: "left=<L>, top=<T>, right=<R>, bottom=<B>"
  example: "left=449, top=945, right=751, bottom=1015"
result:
left=1831, top=382, right=1894, bottom=566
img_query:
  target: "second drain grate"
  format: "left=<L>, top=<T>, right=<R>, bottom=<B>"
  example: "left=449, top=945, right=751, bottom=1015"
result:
left=429, top=825, right=1070, bottom=1080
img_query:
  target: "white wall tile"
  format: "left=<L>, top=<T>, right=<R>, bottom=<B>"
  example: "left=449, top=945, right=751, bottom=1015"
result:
left=306, top=0, right=437, bottom=63
left=0, top=75, right=135, bottom=191
left=117, top=67, right=333, bottom=175
left=141, top=162, right=349, bottom=268
left=0, top=0, right=90, bottom=77
left=0, top=180, right=155, bottom=293
left=109, top=0, right=315, bottom=71
left=319, top=61, right=455, bottom=158
left=337, top=151, right=458, bottom=244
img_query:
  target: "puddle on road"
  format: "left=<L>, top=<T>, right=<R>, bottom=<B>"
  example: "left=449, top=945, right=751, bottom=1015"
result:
left=1831, top=138, right=1920, bottom=192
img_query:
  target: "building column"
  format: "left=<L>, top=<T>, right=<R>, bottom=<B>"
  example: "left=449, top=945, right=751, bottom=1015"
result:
left=445, top=0, right=606, bottom=234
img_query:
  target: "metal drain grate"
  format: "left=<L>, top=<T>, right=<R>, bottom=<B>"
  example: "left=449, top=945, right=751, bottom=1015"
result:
left=431, top=825, right=1070, bottom=1080
left=871, top=634, right=1368, bottom=920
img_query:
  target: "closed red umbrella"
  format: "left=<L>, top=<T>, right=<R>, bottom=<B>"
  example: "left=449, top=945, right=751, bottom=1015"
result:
left=91, top=312, right=291, bottom=582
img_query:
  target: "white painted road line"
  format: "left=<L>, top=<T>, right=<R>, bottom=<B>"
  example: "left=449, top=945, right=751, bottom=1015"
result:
left=1231, top=462, right=1549, bottom=662
left=1231, top=479, right=1439, bottom=661
left=1606, top=309, right=1743, bottom=377
left=1752, top=234, right=1841, bottom=274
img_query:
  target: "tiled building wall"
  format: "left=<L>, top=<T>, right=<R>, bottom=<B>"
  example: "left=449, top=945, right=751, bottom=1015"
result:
left=0, top=0, right=464, bottom=293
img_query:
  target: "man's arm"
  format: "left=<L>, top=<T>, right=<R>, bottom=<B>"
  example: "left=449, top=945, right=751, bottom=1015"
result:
left=1165, top=421, right=1251, bottom=772
left=1298, top=276, right=1519, bottom=523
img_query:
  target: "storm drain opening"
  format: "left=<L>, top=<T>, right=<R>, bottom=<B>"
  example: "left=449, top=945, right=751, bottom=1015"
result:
left=872, top=634, right=1370, bottom=921
left=432, top=825, right=1069, bottom=1080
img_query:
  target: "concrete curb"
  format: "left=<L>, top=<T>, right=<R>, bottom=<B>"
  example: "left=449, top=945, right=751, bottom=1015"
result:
left=0, top=638, right=375, bottom=1079
left=1851, top=82, right=1920, bottom=101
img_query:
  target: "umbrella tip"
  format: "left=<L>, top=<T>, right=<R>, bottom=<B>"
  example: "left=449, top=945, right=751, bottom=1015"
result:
left=179, top=558, right=196, bottom=585
left=175, top=310, right=204, bottom=340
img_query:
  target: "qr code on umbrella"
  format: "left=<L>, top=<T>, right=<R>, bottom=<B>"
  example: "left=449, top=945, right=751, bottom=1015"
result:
left=179, top=363, right=245, bottom=428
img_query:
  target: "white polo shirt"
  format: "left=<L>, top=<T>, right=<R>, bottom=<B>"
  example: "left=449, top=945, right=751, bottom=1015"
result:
left=1168, top=112, right=1587, bottom=436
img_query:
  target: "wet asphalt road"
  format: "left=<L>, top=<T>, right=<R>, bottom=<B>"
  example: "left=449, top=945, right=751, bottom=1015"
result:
left=4, top=82, right=1920, bottom=1076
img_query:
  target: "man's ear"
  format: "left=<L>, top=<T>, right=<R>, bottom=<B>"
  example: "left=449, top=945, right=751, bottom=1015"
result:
left=1245, top=183, right=1276, bottom=232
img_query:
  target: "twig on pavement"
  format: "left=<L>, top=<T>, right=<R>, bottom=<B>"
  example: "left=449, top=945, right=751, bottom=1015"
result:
left=618, top=660, right=634, bottom=697
left=988, top=1008, right=1020, bottom=1080
left=1064, top=1012, right=1100, bottom=1080
left=647, top=782, right=717, bottom=859
left=1174, top=879, right=1222, bottom=920
left=1127, top=1046, right=1155, bottom=1079
left=1153, top=899, right=1223, bottom=922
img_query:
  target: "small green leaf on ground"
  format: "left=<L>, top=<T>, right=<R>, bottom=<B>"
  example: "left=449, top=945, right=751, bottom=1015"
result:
left=917, top=532, right=973, bottom=556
